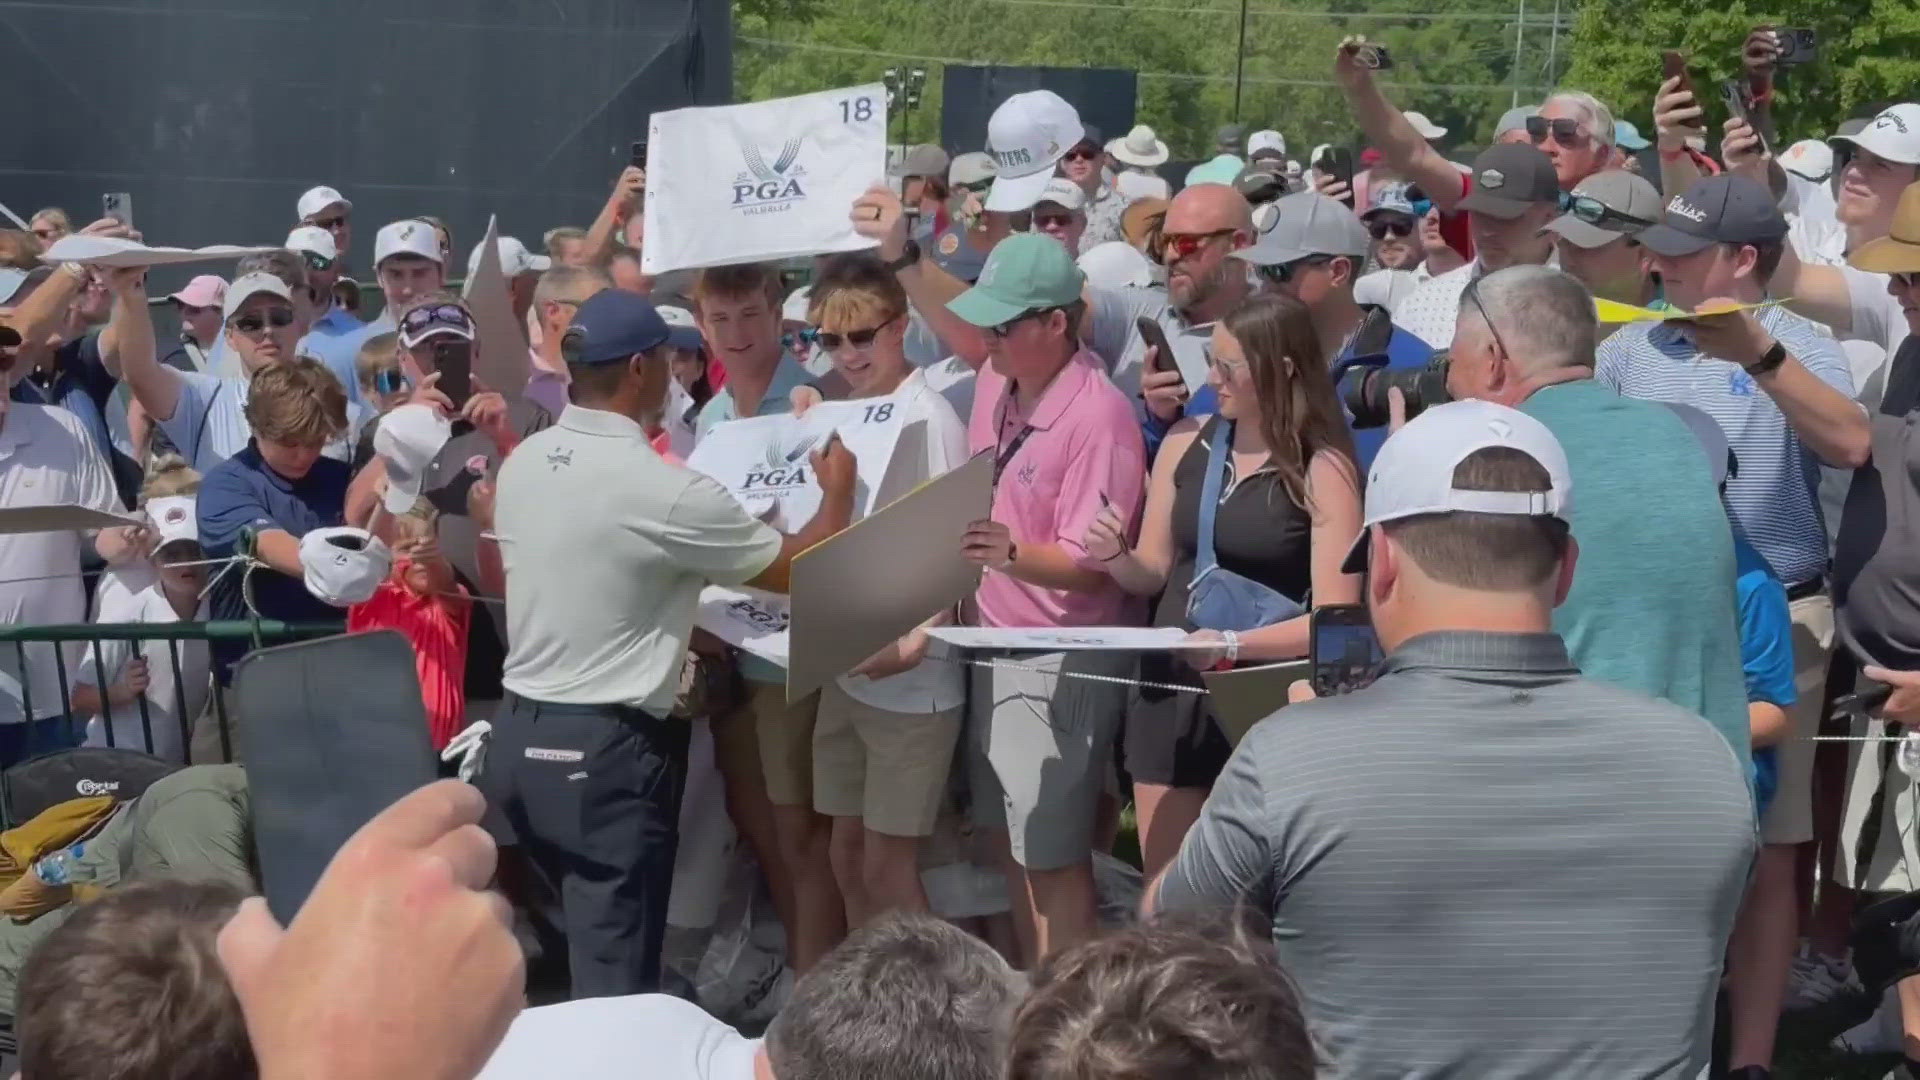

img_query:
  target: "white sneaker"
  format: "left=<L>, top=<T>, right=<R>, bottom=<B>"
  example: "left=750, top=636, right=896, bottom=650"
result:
left=1788, top=950, right=1862, bottom=1010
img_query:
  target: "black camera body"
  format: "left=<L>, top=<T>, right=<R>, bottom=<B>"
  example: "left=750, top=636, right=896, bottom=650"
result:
left=1337, top=352, right=1453, bottom=429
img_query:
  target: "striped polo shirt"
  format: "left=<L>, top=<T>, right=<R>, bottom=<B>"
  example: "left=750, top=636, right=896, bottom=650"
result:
left=1157, top=630, right=1756, bottom=1079
left=155, top=370, right=368, bottom=474
left=1596, top=305, right=1853, bottom=586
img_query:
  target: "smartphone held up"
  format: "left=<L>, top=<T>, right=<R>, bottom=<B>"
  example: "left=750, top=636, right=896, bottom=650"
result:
left=1309, top=604, right=1384, bottom=697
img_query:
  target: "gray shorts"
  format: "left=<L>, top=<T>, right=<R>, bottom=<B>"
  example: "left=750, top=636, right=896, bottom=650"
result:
left=966, top=650, right=1130, bottom=871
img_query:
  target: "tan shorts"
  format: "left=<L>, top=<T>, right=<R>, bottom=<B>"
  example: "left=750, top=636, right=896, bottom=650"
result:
left=712, top=681, right=819, bottom=809
left=812, top=680, right=961, bottom=838
left=1762, top=593, right=1834, bottom=845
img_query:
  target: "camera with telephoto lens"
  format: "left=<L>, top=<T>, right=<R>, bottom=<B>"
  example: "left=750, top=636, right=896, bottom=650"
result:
left=1338, top=352, right=1453, bottom=429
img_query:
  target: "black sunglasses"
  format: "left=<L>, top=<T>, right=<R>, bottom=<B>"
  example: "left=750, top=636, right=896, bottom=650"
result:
left=1526, top=116, right=1590, bottom=148
left=311, top=215, right=349, bottom=231
left=987, top=308, right=1057, bottom=339
left=400, top=303, right=474, bottom=335
left=373, top=369, right=411, bottom=395
left=230, top=307, right=295, bottom=334
left=1564, top=194, right=1654, bottom=231
left=299, top=250, right=335, bottom=272
left=1366, top=218, right=1414, bottom=239
left=815, top=319, right=895, bottom=351
left=1257, top=254, right=1334, bottom=285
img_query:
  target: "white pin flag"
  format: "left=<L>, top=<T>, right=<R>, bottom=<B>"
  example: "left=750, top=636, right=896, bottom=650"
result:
left=42, top=236, right=279, bottom=268
left=462, top=215, right=530, bottom=403
left=684, top=397, right=906, bottom=524
left=641, top=83, right=888, bottom=274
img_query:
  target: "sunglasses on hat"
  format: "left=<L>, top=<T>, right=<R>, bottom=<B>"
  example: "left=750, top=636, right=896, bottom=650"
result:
left=299, top=250, right=335, bottom=273
left=1526, top=116, right=1589, bottom=148
left=1564, top=194, right=1654, bottom=231
left=400, top=303, right=474, bottom=337
left=230, top=307, right=296, bottom=334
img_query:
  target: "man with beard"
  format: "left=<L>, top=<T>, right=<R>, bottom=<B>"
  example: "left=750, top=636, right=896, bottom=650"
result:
left=1129, top=184, right=1256, bottom=451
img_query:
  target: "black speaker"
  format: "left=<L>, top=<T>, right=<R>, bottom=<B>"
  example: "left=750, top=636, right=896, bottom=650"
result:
left=940, top=66, right=1137, bottom=155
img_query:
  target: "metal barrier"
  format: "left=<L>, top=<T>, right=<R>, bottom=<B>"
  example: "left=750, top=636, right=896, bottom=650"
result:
left=0, top=621, right=343, bottom=764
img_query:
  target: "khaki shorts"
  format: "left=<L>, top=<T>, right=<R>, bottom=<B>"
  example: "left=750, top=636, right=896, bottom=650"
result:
left=1762, top=593, right=1834, bottom=845
left=712, top=681, right=819, bottom=809
left=812, top=680, right=961, bottom=837
left=189, top=686, right=242, bottom=765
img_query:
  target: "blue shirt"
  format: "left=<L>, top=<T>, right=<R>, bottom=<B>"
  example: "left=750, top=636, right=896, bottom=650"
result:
left=297, top=304, right=369, bottom=406
left=197, top=441, right=349, bottom=679
left=1734, top=532, right=1797, bottom=815
left=1596, top=305, right=1854, bottom=586
left=1519, top=380, right=1752, bottom=773
left=1142, top=309, right=1432, bottom=469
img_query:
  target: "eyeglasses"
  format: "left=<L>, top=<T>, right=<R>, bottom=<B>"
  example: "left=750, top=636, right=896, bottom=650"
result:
left=400, top=303, right=474, bottom=336
left=1256, top=254, right=1334, bottom=285
left=1366, top=217, right=1415, bottom=240
left=1062, top=146, right=1101, bottom=163
left=815, top=318, right=896, bottom=351
left=1564, top=194, right=1654, bottom=231
left=1526, top=116, right=1590, bottom=149
left=373, top=369, right=411, bottom=395
left=299, top=250, right=335, bottom=272
left=230, top=307, right=296, bottom=335
left=311, top=215, right=349, bottom=231
left=1206, top=348, right=1249, bottom=378
left=1159, top=228, right=1238, bottom=262
left=1463, top=277, right=1508, bottom=358
left=987, top=308, right=1056, bottom=339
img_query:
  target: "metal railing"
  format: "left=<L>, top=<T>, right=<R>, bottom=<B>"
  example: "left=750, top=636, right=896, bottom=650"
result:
left=0, top=620, right=343, bottom=765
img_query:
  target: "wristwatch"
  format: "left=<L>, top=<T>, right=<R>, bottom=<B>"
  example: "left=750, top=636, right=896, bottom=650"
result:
left=1002, top=540, right=1019, bottom=570
left=1745, top=339, right=1789, bottom=377
left=883, top=239, right=921, bottom=275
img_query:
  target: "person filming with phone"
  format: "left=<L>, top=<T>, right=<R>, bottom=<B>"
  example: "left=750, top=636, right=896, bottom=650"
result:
left=1147, top=399, right=1757, bottom=1079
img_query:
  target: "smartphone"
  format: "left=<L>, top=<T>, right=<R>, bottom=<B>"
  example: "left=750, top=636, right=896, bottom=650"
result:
left=433, top=339, right=473, bottom=411
left=1720, top=80, right=1771, bottom=156
left=1309, top=604, right=1384, bottom=696
left=1775, top=27, right=1817, bottom=65
left=101, top=192, right=133, bottom=229
left=1661, top=49, right=1695, bottom=99
left=1314, top=148, right=1356, bottom=208
left=1358, top=44, right=1394, bottom=71
left=630, top=139, right=648, bottom=169
left=234, top=631, right=437, bottom=922
left=1136, top=316, right=1174, bottom=375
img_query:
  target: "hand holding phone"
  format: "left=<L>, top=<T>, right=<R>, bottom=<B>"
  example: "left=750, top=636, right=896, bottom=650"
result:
left=102, top=192, right=133, bottom=229
left=433, top=340, right=473, bottom=411
left=1136, top=316, right=1173, bottom=375
left=1309, top=604, right=1384, bottom=697
left=630, top=139, right=648, bottom=169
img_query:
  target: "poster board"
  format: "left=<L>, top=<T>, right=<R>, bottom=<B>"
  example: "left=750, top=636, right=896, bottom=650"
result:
left=0, top=504, right=139, bottom=534
left=461, top=215, right=531, bottom=402
left=1201, top=660, right=1310, bottom=746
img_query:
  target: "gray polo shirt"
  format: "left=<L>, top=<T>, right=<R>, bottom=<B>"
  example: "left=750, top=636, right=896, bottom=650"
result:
left=1158, top=630, right=1756, bottom=1080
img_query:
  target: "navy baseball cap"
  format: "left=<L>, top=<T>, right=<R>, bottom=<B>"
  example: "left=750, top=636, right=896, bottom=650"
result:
left=561, top=289, right=670, bottom=365
left=1637, top=174, right=1787, bottom=258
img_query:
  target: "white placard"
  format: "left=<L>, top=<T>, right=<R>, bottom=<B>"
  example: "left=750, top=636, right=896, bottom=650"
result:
left=42, top=236, right=278, bottom=268
left=928, top=626, right=1209, bottom=651
left=686, top=397, right=905, bottom=523
left=0, top=504, right=140, bottom=535
left=641, top=83, right=887, bottom=274
left=696, top=586, right=791, bottom=666
left=461, top=215, right=530, bottom=401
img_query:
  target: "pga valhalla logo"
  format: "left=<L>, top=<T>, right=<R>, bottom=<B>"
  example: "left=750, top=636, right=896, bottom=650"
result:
left=742, top=434, right=820, bottom=493
left=733, top=137, right=807, bottom=216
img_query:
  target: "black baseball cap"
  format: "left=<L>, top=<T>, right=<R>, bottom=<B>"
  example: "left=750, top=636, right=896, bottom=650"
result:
left=1456, top=144, right=1561, bottom=219
left=1636, top=174, right=1787, bottom=258
left=562, top=288, right=670, bottom=365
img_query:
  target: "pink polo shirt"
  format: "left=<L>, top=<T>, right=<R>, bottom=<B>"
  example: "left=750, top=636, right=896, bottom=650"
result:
left=968, top=349, right=1147, bottom=629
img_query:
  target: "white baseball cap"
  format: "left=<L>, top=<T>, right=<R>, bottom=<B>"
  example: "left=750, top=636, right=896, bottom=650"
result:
left=1076, top=241, right=1155, bottom=289
left=1340, top=399, right=1572, bottom=574
left=1114, top=170, right=1171, bottom=202
left=296, top=186, right=352, bottom=221
left=221, top=272, right=294, bottom=321
left=373, top=404, right=453, bottom=515
left=285, top=226, right=337, bottom=262
left=1247, top=129, right=1287, bottom=159
left=374, top=219, right=443, bottom=267
left=1830, top=104, right=1920, bottom=167
left=1403, top=111, right=1448, bottom=140
left=1780, top=139, right=1835, bottom=182
left=467, top=236, right=551, bottom=280
left=781, top=286, right=812, bottom=324
left=985, top=90, right=1084, bottom=213
left=299, top=527, right=392, bottom=607
left=1034, top=177, right=1087, bottom=213
left=656, top=304, right=705, bottom=349
left=144, top=495, right=198, bottom=550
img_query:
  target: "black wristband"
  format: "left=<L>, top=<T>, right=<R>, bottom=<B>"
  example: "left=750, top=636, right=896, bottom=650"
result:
left=883, top=239, right=921, bottom=274
left=1745, top=339, right=1789, bottom=377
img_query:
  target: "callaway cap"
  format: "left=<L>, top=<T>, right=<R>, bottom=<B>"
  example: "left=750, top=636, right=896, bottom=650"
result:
left=890, top=144, right=951, bottom=180
left=656, top=304, right=706, bottom=350
left=221, top=272, right=294, bottom=321
left=948, top=152, right=997, bottom=188
left=1636, top=174, right=1787, bottom=258
left=1457, top=145, right=1561, bottom=219
left=562, top=288, right=672, bottom=364
left=168, top=275, right=227, bottom=309
left=1035, top=177, right=1087, bottom=213
left=299, top=527, right=391, bottom=607
left=286, top=226, right=338, bottom=263
left=374, top=219, right=443, bottom=266
left=946, top=233, right=1085, bottom=328
left=1341, top=399, right=1572, bottom=574
left=1830, top=104, right=1920, bottom=167
left=985, top=91, right=1084, bottom=213
left=1236, top=191, right=1369, bottom=268
left=145, top=495, right=198, bottom=551
left=296, top=185, right=351, bottom=222
left=373, top=404, right=453, bottom=515
left=1847, top=184, right=1920, bottom=276
left=466, top=236, right=551, bottom=280
left=1107, top=124, right=1170, bottom=168
left=1543, top=169, right=1662, bottom=249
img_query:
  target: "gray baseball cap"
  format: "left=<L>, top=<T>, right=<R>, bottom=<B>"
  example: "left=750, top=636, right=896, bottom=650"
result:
left=1235, top=191, right=1370, bottom=267
left=1542, top=169, right=1662, bottom=249
left=1495, top=105, right=1540, bottom=135
left=1636, top=174, right=1787, bottom=258
left=890, top=143, right=951, bottom=180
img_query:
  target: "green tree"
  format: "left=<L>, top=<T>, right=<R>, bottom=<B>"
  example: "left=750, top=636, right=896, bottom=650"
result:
left=1562, top=0, right=1920, bottom=143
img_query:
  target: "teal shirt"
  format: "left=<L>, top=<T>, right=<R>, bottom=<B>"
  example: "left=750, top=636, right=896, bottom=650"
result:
left=697, top=357, right=815, bottom=684
left=1520, top=380, right=1752, bottom=774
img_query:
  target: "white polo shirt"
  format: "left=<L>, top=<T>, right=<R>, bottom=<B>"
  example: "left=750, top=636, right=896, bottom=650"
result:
left=0, top=403, right=120, bottom=723
left=496, top=404, right=783, bottom=713
left=76, top=579, right=210, bottom=762
left=477, top=994, right=758, bottom=1080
